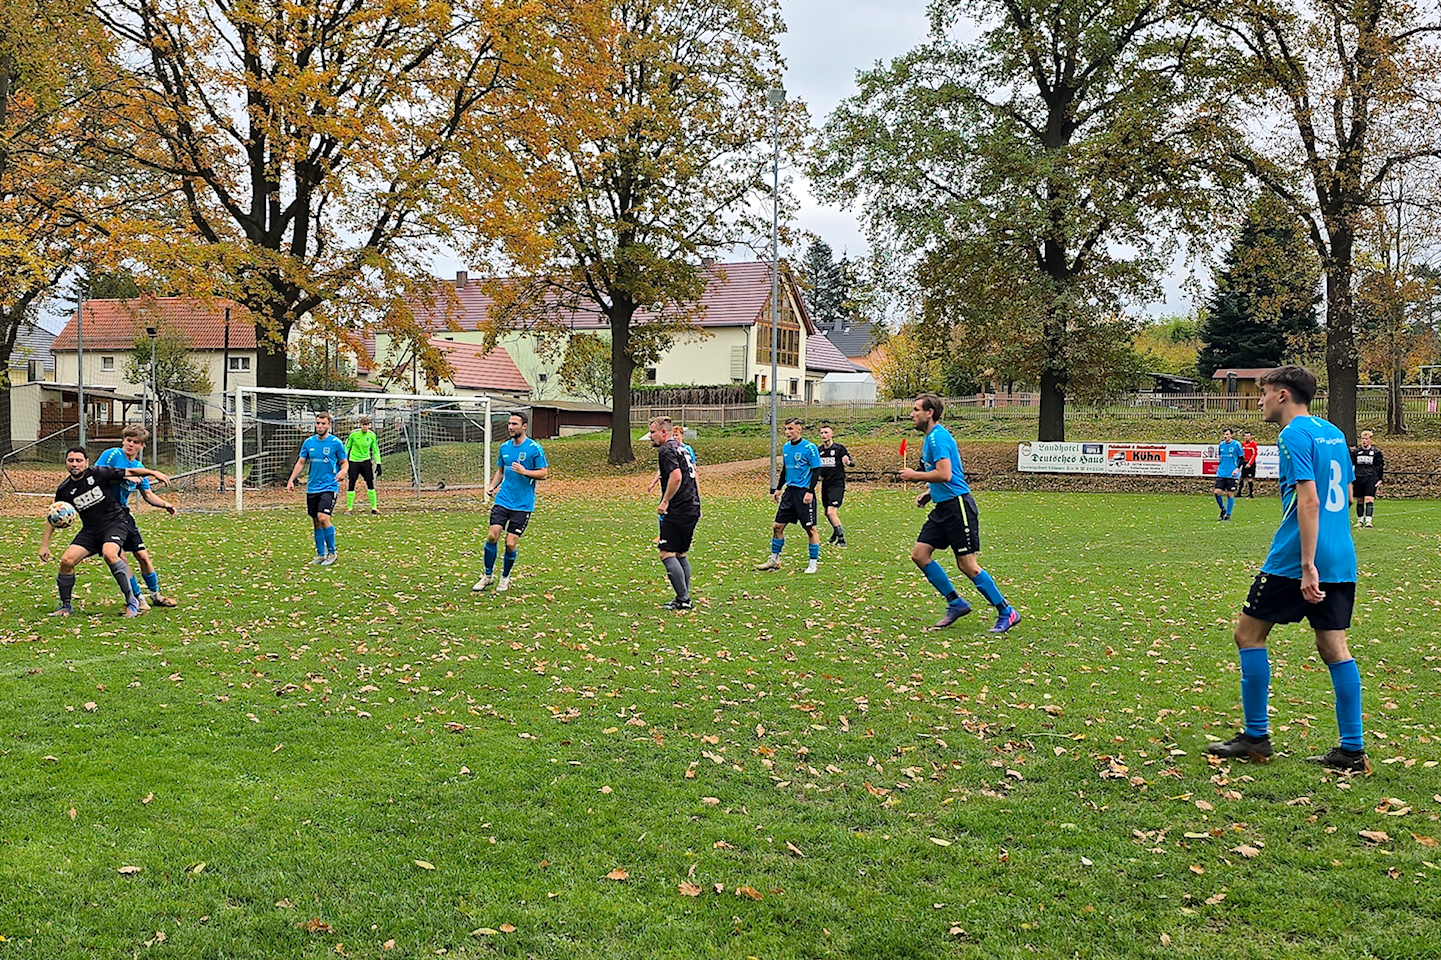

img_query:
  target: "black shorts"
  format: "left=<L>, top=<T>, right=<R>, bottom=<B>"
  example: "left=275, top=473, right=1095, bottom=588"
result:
left=821, top=481, right=846, bottom=508
left=70, top=520, right=127, bottom=556
left=120, top=512, right=146, bottom=554
left=306, top=491, right=337, bottom=519
left=1214, top=477, right=1238, bottom=492
left=1243, top=574, right=1355, bottom=631
left=488, top=504, right=532, bottom=537
left=1240, top=463, right=1257, bottom=480
left=1353, top=478, right=1379, bottom=499
left=774, top=485, right=817, bottom=529
left=917, top=494, right=981, bottom=557
left=348, top=461, right=375, bottom=488
left=658, top=513, right=699, bottom=554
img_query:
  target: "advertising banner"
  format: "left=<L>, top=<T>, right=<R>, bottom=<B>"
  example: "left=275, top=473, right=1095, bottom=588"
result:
left=1018, top=441, right=1279, bottom=479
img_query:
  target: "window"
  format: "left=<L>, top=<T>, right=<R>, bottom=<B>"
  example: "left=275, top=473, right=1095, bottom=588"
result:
left=789, top=379, right=799, bottom=396
left=101, top=356, right=115, bottom=371
left=228, top=356, right=251, bottom=372
left=645, top=367, right=658, bottom=382
left=754, top=294, right=801, bottom=367
left=758, top=374, right=767, bottom=392
left=538, top=372, right=548, bottom=383
left=27, top=360, right=40, bottom=382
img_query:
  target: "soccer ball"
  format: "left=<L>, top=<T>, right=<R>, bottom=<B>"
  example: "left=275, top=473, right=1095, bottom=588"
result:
left=47, top=501, right=78, bottom=529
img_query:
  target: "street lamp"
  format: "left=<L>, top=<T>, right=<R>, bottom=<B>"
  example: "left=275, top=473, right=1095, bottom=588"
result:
left=767, top=85, right=784, bottom=492
left=145, top=325, right=159, bottom=432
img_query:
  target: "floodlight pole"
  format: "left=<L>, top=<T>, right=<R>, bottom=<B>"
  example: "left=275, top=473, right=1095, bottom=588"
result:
left=146, top=325, right=159, bottom=433
left=767, top=85, right=784, bottom=492
left=76, top=276, right=86, bottom=447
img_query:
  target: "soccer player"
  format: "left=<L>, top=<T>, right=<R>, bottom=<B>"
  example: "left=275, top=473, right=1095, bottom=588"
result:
left=755, top=417, right=823, bottom=574
left=39, top=447, right=171, bottom=617
left=1240, top=431, right=1259, bottom=498
left=96, top=425, right=180, bottom=611
left=816, top=424, right=853, bottom=545
left=1207, top=366, right=1368, bottom=773
left=286, top=411, right=348, bottom=566
left=1350, top=430, right=1384, bottom=528
left=344, top=415, right=382, bottom=515
left=900, top=393, right=1020, bottom=632
left=650, top=417, right=701, bottom=610
left=1213, top=428, right=1243, bottom=520
left=473, top=411, right=548, bottom=592
left=647, top=424, right=698, bottom=540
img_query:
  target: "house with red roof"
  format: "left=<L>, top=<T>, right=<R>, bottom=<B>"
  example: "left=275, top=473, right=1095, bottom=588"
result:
left=365, top=260, right=869, bottom=405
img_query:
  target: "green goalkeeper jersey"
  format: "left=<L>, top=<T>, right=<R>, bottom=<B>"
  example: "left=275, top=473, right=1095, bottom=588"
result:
left=345, top=428, right=381, bottom=464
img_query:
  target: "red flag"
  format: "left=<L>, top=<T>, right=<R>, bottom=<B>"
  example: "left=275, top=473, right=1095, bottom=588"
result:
left=899, top=438, right=907, bottom=458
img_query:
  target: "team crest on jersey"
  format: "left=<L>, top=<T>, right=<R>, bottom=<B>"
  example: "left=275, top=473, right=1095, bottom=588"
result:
left=87, top=477, right=94, bottom=486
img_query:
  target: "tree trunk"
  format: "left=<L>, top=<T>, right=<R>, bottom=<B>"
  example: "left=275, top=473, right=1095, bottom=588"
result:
left=1038, top=370, right=1066, bottom=441
left=1387, top=355, right=1406, bottom=435
left=607, top=304, right=637, bottom=465
left=1323, top=233, right=1358, bottom=444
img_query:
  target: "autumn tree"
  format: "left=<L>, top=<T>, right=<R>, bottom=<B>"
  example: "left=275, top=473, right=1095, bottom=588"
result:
left=1199, top=0, right=1441, bottom=442
left=93, top=0, right=599, bottom=398
left=1196, top=198, right=1320, bottom=377
left=814, top=0, right=1215, bottom=440
left=0, top=0, right=117, bottom=457
left=123, top=329, right=213, bottom=432
left=482, top=0, right=804, bottom=464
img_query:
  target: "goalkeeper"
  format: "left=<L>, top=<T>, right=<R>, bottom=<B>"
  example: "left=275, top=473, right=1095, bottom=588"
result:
left=344, top=415, right=382, bottom=515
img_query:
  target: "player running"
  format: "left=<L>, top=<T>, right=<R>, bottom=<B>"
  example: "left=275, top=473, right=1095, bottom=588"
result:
left=650, top=417, right=701, bottom=610
left=1213, top=428, right=1243, bottom=520
left=96, top=424, right=180, bottom=611
left=1350, top=430, right=1384, bottom=528
left=474, top=411, right=548, bottom=593
left=816, top=424, right=853, bottom=545
left=1208, top=366, right=1368, bottom=774
left=39, top=447, right=171, bottom=617
left=344, top=415, right=382, bottom=515
left=755, top=417, right=823, bottom=574
left=900, top=393, right=1020, bottom=632
left=286, top=411, right=348, bottom=566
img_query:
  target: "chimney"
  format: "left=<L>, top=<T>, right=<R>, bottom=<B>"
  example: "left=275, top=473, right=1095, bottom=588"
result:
left=701, top=257, right=717, bottom=268
left=455, top=269, right=469, bottom=289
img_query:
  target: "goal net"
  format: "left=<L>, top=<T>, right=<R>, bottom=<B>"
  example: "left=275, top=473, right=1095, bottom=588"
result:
left=214, top=387, right=495, bottom=512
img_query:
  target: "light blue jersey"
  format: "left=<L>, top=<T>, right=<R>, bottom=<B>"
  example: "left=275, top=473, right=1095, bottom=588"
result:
left=96, top=446, right=150, bottom=508
left=782, top=439, right=820, bottom=489
left=1216, top=438, right=1243, bottom=479
left=683, top=443, right=697, bottom=468
left=495, top=437, right=546, bottom=512
left=920, top=423, right=970, bottom=502
left=299, top=434, right=347, bottom=494
left=1262, top=415, right=1356, bottom=583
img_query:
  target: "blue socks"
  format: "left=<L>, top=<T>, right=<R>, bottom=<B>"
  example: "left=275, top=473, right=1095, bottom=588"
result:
left=1328, top=659, right=1365, bottom=751
left=313, top=529, right=326, bottom=557
left=809, top=542, right=820, bottom=561
left=324, top=526, right=336, bottom=554
left=770, top=537, right=784, bottom=556
left=143, top=571, right=159, bottom=594
left=969, top=569, right=1006, bottom=609
left=1226, top=496, right=1235, bottom=516
left=922, top=560, right=955, bottom=598
left=503, top=549, right=517, bottom=577
left=131, top=575, right=143, bottom=598
left=1239, top=647, right=1270, bottom=737
left=484, top=541, right=498, bottom=575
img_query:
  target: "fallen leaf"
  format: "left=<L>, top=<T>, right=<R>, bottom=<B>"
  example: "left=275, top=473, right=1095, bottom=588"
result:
left=701, top=796, right=720, bottom=806
left=1080, top=856, right=1093, bottom=866
left=1183, top=832, right=1211, bottom=840
left=713, top=840, right=732, bottom=849
left=785, top=842, right=805, bottom=858
left=600, top=785, right=612, bottom=795
left=1189, top=865, right=1205, bottom=875
left=471, top=928, right=498, bottom=936
left=1204, top=892, right=1226, bottom=906
left=301, top=917, right=334, bottom=934
left=863, top=781, right=889, bottom=798
left=1230, top=845, right=1260, bottom=859
left=736, top=885, right=763, bottom=901
left=141, top=793, right=154, bottom=805
left=117, top=865, right=142, bottom=875
left=1195, top=800, right=1214, bottom=811
left=275, top=899, right=295, bottom=910
left=84, top=702, right=97, bottom=712
left=1160, top=933, right=1172, bottom=946
left=929, top=837, right=952, bottom=847
left=413, top=860, right=435, bottom=871
left=1410, top=833, right=1438, bottom=848
left=606, top=867, right=629, bottom=881
left=1359, top=830, right=1391, bottom=844
left=68, top=808, right=76, bottom=821
left=382, top=940, right=395, bottom=950
left=678, top=881, right=702, bottom=897
left=499, top=923, right=516, bottom=933
left=189, top=862, right=206, bottom=875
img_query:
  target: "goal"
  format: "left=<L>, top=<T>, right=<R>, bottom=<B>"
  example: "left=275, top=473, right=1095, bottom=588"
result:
left=228, top=387, right=496, bottom=512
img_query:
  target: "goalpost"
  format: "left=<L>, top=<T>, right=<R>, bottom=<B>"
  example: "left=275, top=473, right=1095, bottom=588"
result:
left=232, top=387, right=494, bottom=513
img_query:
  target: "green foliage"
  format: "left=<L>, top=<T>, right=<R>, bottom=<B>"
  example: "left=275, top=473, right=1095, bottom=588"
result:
left=122, top=329, right=212, bottom=425
left=557, top=333, right=636, bottom=404
left=1134, top=316, right=1202, bottom=379
left=1197, top=198, right=1320, bottom=377
left=286, top=338, right=359, bottom=394
left=813, top=0, right=1217, bottom=440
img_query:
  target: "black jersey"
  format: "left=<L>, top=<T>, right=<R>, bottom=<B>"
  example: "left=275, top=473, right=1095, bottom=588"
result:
left=1351, top=445, right=1385, bottom=482
left=657, top=438, right=701, bottom=517
left=55, top=466, right=131, bottom=527
left=816, top=442, right=850, bottom=484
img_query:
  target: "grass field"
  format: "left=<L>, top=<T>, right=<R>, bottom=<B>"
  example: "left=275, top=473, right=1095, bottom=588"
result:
left=2, top=487, right=1439, bottom=959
